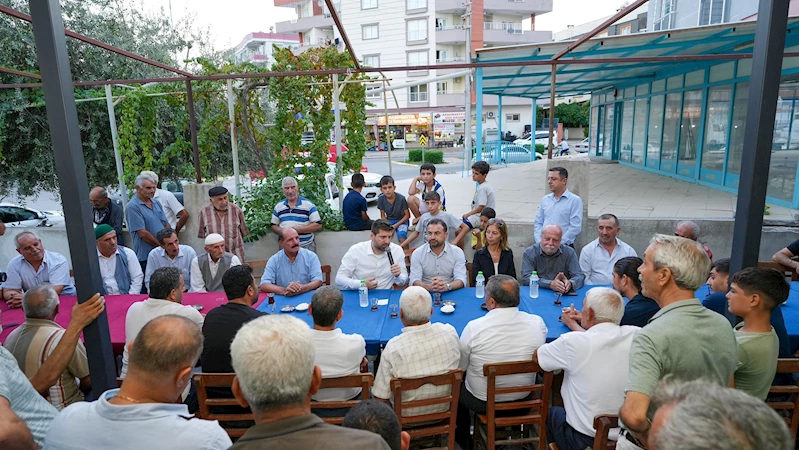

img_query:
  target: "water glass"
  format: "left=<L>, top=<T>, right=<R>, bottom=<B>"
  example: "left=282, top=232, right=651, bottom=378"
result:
left=390, top=303, right=398, bottom=318
left=432, top=292, right=442, bottom=306
left=370, top=297, right=379, bottom=311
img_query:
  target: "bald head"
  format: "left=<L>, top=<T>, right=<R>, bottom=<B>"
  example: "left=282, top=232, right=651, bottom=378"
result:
left=89, top=186, right=110, bottom=208
left=128, top=315, right=203, bottom=378
left=540, top=224, right=563, bottom=255
left=22, top=284, right=59, bottom=319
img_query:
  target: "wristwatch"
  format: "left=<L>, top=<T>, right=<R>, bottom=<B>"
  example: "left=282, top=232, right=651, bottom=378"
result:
left=446, top=283, right=452, bottom=291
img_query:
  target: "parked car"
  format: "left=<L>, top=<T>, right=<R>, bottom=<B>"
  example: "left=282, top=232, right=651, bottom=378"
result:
left=514, top=131, right=553, bottom=148
left=0, top=203, right=65, bottom=228
left=288, top=162, right=382, bottom=204
left=574, top=138, right=590, bottom=153
left=472, top=143, right=543, bottom=163
left=368, top=142, right=388, bottom=152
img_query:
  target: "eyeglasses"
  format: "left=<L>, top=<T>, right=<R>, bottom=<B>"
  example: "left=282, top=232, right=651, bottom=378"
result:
left=487, top=218, right=505, bottom=227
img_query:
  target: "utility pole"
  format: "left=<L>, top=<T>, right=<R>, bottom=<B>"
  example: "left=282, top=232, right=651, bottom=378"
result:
left=464, top=0, right=473, bottom=170
left=333, top=74, right=345, bottom=211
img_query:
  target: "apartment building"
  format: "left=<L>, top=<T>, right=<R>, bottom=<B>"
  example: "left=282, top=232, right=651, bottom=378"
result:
left=233, top=32, right=301, bottom=66
left=274, top=0, right=553, bottom=141
left=648, top=0, right=757, bottom=31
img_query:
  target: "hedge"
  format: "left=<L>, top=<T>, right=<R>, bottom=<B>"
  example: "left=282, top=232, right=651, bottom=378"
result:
left=408, top=149, right=444, bottom=164
left=535, top=144, right=546, bottom=154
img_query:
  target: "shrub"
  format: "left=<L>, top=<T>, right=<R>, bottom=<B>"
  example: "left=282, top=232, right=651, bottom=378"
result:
left=408, top=149, right=444, bottom=164
left=535, top=144, right=546, bottom=154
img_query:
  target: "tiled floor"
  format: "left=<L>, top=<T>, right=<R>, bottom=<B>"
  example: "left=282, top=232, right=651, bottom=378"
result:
left=394, top=158, right=799, bottom=222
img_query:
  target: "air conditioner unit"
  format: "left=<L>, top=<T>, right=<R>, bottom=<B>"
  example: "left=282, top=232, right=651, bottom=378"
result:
left=487, top=111, right=495, bottom=118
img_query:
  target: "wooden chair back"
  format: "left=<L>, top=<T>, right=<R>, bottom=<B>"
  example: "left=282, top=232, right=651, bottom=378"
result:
left=757, top=261, right=799, bottom=281
left=592, top=415, right=619, bottom=450
left=193, top=373, right=253, bottom=439
left=312, top=373, right=374, bottom=425
left=466, top=262, right=473, bottom=287
left=389, top=369, right=463, bottom=450
left=476, top=360, right=553, bottom=450
left=322, top=265, right=332, bottom=286
left=248, top=259, right=268, bottom=284
left=767, top=359, right=799, bottom=439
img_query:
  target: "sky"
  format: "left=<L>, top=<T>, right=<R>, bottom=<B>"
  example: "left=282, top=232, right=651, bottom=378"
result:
left=139, top=0, right=643, bottom=51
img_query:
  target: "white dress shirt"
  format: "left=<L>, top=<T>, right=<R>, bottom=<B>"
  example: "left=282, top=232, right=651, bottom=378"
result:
left=310, top=328, right=366, bottom=401
left=459, top=307, right=547, bottom=402
left=189, top=254, right=242, bottom=293
left=409, top=243, right=467, bottom=287
left=579, top=238, right=638, bottom=285
left=336, top=241, right=408, bottom=290
left=534, top=188, right=584, bottom=245
left=373, top=322, right=461, bottom=416
left=154, top=188, right=185, bottom=229
left=536, top=323, right=638, bottom=437
left=97, top=247, right=143, bottom=295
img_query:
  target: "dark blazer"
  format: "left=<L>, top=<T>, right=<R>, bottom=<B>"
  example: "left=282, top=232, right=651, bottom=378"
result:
left=471, top=247, right=516, bottom=287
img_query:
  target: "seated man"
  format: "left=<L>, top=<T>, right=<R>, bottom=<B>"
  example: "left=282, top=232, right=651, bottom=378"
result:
left=190, top=233, right=242, bottom=293
left=372, top=287, right=460, bottom=417
left=521, top=224, right=585, bottom=293
left=259, top=228, right=323, bottom=296
left=144, top=228, right=197, bottom=292
left=4, top=231, right=75, bottom=308
left=648, top=380, right=792, bottom=450
left=401, top=192, right=468, bottom=249
left=121, top=267, right=204, bottom=378
left=45, top=315, right=233, bottom=449
left=727, top=267, right=789, bottom=400
left=674, top=220, right=712, bottom=262
left=773, top=235, right=799, bottom=274
left=579, top=214, right=637, bottom=285
left=336, top=219, right=408, bottom=290
left=343, top=173, right=373, bottom=231
left=4, top=285, right=90, bottom=410
left=533, top=287, right=638, bottom=450
left=229, top=315, right=391, bottom=449
left=343, top=400, right=411, bottom=450
left=308, top=286, right=367, bottom=407
left=456, top=275, right=548, bottom=448
left=409, top=219, right=467, bottom=293
left=95, top=224, right=143, bottom=295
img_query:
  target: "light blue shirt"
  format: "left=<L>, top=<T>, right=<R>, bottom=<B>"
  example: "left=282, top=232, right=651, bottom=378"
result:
left=144, top=245, right=197, bottom=291
left=534, top=188, right=584, bottom=245
left=43, top=388, right=232, bottom=450
left=260, top=248, right=323, bottom=287
left=0, top=347, right=58, bottom=448
left=126, top=195, right=170, bottom=261
left=4, top=250, right=75, bottom=295
left=409, top=242, right=468, bottom=287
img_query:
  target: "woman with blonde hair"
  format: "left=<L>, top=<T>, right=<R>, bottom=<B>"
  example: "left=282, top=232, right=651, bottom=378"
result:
left=470, top=218, right=516, bottom=287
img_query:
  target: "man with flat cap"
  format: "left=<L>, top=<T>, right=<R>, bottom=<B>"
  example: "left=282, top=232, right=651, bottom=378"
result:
left=95, top=224, right=143, bottom=295
left=190, top=233, right=242, bottom=292
left=198, top=186, right=249, bottom=262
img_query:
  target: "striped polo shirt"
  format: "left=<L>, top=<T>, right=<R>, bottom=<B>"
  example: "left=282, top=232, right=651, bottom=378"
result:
left=271, top=196, right=322, bottom=246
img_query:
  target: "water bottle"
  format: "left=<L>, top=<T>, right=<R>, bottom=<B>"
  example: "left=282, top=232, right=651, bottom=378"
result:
left=529, top=271, right=540, bottom=299
left=475, top=272, right=485, bottom=299
left=359, top=280, right=369, bottom=308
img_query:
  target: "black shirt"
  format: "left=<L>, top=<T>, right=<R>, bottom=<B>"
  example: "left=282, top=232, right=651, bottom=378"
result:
left=620, top=294, right=660, bottom=328
left=201, top=302, right=265, bottom=373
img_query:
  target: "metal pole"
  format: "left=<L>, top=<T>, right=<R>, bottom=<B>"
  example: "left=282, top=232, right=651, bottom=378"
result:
left=383, top=78, right=393, bottom=177
left=547, top=64, right=556, bottom=159
left=28, top=0, right=116, bottom=392
left=464, top=0, right=472, bottom=170
left=475, top=67, right=483, bottom=162
left=185, top=79, right=202, bottom=183
left=729, top=0, right=790, bottom=277
left=333, top=75, right=344, bottom=211
left=227, top=80, right=241, bottom=198
left=532, top=98, right=537, bottom=162
left=104, top=85, right=128, bottom=213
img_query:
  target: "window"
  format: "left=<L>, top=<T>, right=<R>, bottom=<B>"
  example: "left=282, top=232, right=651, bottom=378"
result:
left=699, top=0, right=725, bottom=26
left=363, top=54, right=380, bottom=68
left=505, top=113, right=520, bottom=122
left=407, top=50, right=428, bottom=67
left=362, top=24, right=379, bottom=40
left=597, top=30, right=609, bottom=37
left=436, top=50, right=447, bottom=62
left=653, top=0, right=676, bottom=30
left=435, top=18, right=447, bottom=29
left=620, top=24, right=632, bottom=35
left=362, top=0, right=377, bottom=9
left=700, top=85, right=732, bottom=180
left=409, top=84, right=428, bottom=102
left=678, top=90, right=703, bottom=176
left=436, top=82, right=448, bottom=94
left=366, top=83, right=382, bottom=99
left=407, top=19, right=427, bottom=42
left=407, top=0, right=426, bottom=9
left=647, top=95, right=665, bottom=168
left=620, top=101, right=634, bottom=162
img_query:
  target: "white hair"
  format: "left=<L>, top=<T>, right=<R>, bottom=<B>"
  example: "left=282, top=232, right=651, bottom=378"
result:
left=399, top=286, right=432, bottom=325
left=583, top=287, right=624, bottom=324
left=230, top=315, right=315, bottom=411
left=22, top=284, right=59, bottom=319
left=650, top=234, right=710, bottom=291
left=140, top=170, right=159, bottom=184
left=14, top=231, right=38, bottom=249
left=676, top=220, right=700, bottom=240
left=282, top=176, right=298, bottom=187
left=134, top=173, right=157, bottom=188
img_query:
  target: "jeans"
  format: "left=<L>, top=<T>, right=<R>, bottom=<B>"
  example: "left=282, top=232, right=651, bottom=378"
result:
left=455, top=384, right=535, bottom=448
left=546, top=406, right=594, bottom=450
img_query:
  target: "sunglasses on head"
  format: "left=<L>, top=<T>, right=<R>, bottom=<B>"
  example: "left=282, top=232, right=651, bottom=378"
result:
left=488, top=218, right=505, bottom=227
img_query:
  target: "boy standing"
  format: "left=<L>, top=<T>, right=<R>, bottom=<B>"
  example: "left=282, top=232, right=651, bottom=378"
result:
left=342, top=173, right=373, bottom=231
left=726, top=267, right=789, bottom=400
left=462, top=161, right=496, bottom=231
left=401, top=192, right=468, bottom=248
left=407, top=163, right=446, bottom=225
left=377, top=176, right=410, bottom=243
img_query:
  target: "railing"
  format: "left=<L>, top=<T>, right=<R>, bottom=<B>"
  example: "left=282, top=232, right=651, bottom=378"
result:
left=437, top=90, right=465, bottom=95
left=435, top=25, right=465, bottom=31
left=436, top=57, right=465, bottom=63
left=409, top=92, right=429, bottom=102
left=483, top=22, right=522, bottom=31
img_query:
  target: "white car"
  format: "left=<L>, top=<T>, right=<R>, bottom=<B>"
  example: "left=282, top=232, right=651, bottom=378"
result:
left=327, top=162, right=382, bottom=203
left=0, top=203, right=65, bottom=228
left=574, top=138, right=590, bottom=153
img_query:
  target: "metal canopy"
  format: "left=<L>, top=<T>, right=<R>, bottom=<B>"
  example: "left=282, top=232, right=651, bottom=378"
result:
left=475, top=17, right=799, bottom=99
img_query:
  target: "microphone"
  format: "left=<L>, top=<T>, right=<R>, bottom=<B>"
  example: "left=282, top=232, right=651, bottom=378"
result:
left=387, top=250, right=395, bottom=265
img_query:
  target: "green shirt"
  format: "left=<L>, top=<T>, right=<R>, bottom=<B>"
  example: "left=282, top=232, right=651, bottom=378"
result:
left=626, top=299, right=738, bottom=398
left=734, top=323, right=779, bottom=401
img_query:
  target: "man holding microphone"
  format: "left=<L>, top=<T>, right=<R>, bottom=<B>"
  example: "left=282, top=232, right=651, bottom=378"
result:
left=336, top=220, right=408, bottom=290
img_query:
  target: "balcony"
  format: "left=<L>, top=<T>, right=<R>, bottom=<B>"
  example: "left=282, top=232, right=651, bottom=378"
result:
left=435, top=0, right=552, bottom=13
left=435, top=25, right=466, bottom=44
left=483, top=27, right=552, bottom=45
left=436, top=91, right=466, bottom=107
left=435, top=58, right=467, bottom=74
left=275, top=15, right=334, bottom=34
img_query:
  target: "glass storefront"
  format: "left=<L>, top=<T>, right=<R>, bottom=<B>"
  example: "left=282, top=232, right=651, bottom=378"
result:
left=620, top=101, right=634, bottom=162
left=647, top=95, right=664, bottom=169
left=677, top=89, right=703, bottom=177
left=700, top=85, right=731, bottom=184
left=632, top=98, right=647, bottom=165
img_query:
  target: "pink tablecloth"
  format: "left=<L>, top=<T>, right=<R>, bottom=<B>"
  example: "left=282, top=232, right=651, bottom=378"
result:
left=0, top=293, right=266, bottom=355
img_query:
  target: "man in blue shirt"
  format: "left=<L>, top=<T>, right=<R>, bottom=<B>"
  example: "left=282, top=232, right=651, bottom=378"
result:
left=343, top=173, right=373, bottom=231
left=126, top=173, right=170, bottom=280
left=534, top=167, right=583, bottom=246
left=144, top=228, right=197, bottom=292
left=4, top=232, right=75, bottom=307
left=259, top=228, right=324, bottom=297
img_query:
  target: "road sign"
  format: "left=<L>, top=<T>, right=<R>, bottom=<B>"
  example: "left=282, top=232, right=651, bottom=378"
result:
left=419, top=135, right=427, bottom=147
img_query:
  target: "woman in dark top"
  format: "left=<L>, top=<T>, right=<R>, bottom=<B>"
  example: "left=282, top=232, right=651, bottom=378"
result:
left=612, top=256, right=660, bottom=327
left=470, top=218, right=516, bottom=287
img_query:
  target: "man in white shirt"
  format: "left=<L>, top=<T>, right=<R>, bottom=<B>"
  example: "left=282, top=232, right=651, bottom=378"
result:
left=534, top=287, right=638, bottom=450
left=579, top=214, right=637, bottom=285
left=409, top=219, right=468, bottom=292
left=373, top=286, right=460, bottom=417
left=190, top=233, right=241, bottom=293
left=95, top=225, right=143, bottom=295
left=308, top=286, right=367, bottom=411
left=120, top=267, right=204, bottom=379
left=336, top=219, right=408, bottom=290
left=141, top=170, right=189, bottom=233
left=456, top=274, right=548, bottom=448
